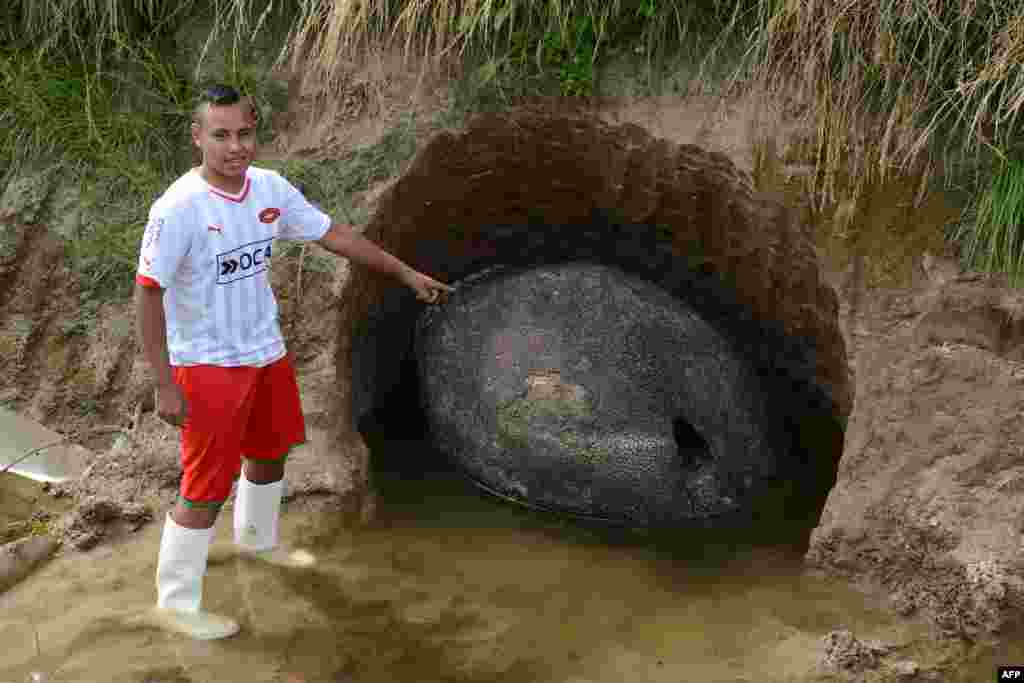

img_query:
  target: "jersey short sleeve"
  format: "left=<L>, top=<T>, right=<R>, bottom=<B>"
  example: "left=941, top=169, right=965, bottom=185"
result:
left=273, top=172, right=332, bottom=242
left=136, top=204, right=192, bottom=289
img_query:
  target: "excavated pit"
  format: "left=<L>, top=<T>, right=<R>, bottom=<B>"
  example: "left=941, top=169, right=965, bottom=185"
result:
left=336, top=111, right=850, bottom=536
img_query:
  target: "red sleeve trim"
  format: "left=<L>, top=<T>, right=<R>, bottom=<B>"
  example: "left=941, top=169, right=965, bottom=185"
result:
left=136, top=274, right=163, bottom=289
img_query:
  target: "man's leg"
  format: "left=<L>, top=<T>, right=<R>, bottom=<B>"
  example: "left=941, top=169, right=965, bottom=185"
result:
left=154, top=500, right=237, bottom=639
left=153, top=364, right=259, bottom=640
left=234, top=354, right=314, bottom=568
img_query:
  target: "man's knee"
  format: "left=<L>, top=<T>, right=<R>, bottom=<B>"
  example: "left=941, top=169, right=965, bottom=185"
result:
left=242, top=457, right=285, bottom=484
left=172, top=499, right=221, bottom=528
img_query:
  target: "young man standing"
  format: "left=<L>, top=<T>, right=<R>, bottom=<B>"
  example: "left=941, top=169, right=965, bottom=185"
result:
left=135, top=84, right=454, bottom=640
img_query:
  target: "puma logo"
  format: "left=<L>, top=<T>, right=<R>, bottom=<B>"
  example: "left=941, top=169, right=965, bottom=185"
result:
left=208, top=224, right=223, bottom=233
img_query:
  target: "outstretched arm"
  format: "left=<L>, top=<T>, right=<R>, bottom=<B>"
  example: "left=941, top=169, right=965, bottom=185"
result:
left=315, top=223, right=455, bottom=303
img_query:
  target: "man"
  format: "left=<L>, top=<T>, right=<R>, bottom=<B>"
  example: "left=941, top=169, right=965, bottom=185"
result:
left=135, top=84, right=454, bottom=640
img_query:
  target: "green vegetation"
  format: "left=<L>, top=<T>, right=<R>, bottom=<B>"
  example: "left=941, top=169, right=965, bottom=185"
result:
left=951, top=157, right=1024, bottom=287
left=2, top=1, right=203, bottom=54
left=0, top=41, right=284, bottom=302
left=284, top=0, right=749, bottom=98
left=743, top=0, right=1024, bottom=282
left=5, top=1, right=1024, bottom=286
left=1, top=0, right=296, bottom=302
left=263, top=113, right=418, bottom=223
left=747, top=1, right=1024, bottom=192
left=496, top=392, right=612, bottom=464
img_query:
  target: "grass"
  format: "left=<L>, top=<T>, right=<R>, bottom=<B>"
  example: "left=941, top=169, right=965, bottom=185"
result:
left=0, top=0, right=292, bottom=171
left=496, top=392, right=598, bottom=460
left=1, top=0, right=258, bottom=57
left=950, top=157, right=1024, bottom=286
left=0, top=50, right=173, bottom=174
left=6, top=1, right=1024, bottom=285
left=7, top=0, right=1024, bottom=188
left=283, top=0, right=750, bottom=97
left=735, top=0, right=1024, bottom=285
left=0, top=6, right=293, bottom=301
left=745, top=0, right=1024, bottom=201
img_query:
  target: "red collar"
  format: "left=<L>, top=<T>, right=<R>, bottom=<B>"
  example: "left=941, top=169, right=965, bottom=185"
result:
left=206, top=176, right=251, bottom=203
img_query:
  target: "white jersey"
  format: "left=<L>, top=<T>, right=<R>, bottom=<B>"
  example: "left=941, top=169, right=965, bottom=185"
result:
left=136, top=166, right=331, bottom=367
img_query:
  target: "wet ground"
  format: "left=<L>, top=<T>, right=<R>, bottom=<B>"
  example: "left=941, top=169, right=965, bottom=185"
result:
left=1, top=433, right=1022, bottom=682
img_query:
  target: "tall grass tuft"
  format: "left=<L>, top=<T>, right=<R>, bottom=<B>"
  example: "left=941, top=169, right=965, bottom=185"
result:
left=0, top=50, right=182, bottom=173
left=746, top=0, right=1024, bottom=207
left=951, top=158, right=1024, bottom=286
left=0, top=0, right=278, bottom=58
left=9, top=0, right=1024, bottom=286
left=281, top=0, right=748, bottom=93
left=3, top=1, right=203, bottom=54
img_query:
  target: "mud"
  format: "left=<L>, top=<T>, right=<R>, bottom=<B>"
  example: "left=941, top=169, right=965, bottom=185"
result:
left=0, top=534, right=58, bottom=593
left=0, top=439, right=934, bottom=683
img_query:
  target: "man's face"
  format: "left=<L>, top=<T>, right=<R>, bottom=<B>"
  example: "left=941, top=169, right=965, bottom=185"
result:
left=191, top=101, right=257, bottom=184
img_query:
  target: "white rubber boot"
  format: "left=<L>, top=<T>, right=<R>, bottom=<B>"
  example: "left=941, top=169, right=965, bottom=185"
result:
left=234, top=477, right=315, bottom=569
left=150, top=512, right=239, bottom=640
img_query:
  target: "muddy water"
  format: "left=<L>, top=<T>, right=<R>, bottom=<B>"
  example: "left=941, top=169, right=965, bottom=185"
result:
left=0, top=431, right=947, bottom=683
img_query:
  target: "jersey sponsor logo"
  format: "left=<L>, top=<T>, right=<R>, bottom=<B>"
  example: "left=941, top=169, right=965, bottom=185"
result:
left=216, top=238, right=273, bottom=284
left=258, top=207, right=281, bottom=224
left=208, top=224, right=223, bottom=233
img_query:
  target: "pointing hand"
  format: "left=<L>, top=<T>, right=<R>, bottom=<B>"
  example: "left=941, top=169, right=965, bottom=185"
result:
left=403, top=269, right=456, bottom=304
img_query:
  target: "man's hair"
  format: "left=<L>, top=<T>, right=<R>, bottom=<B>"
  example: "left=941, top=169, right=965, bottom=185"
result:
left=191, top=84, right=257, bottom=126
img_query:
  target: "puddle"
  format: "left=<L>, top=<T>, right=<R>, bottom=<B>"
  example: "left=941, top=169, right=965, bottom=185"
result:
left=0, top=408, right=90, bottom=484
left=0, top=433, right=1016, bottom=682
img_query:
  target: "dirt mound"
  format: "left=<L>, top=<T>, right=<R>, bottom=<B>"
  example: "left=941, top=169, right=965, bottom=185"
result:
left=332, top=110, right=850, bottom=521
left=808, top=267, right=1024, bottom=638
left=819, top=629, right=890, bottom=673
left=59, top=496, right=152, bottom=551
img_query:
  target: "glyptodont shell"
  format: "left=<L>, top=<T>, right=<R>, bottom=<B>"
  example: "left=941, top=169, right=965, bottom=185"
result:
left=415, top=261, right=787, bottom=526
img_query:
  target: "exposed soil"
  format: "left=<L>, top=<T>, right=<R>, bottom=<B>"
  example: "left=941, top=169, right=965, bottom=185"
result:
left=806, top=261, right=1024, bottom=640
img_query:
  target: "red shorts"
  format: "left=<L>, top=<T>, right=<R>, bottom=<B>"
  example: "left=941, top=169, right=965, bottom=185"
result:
left=172, top=353, right=306, bottom=508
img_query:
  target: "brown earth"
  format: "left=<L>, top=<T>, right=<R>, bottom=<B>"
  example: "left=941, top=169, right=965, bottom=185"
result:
left=807, top=257, right=1024, bottom=640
